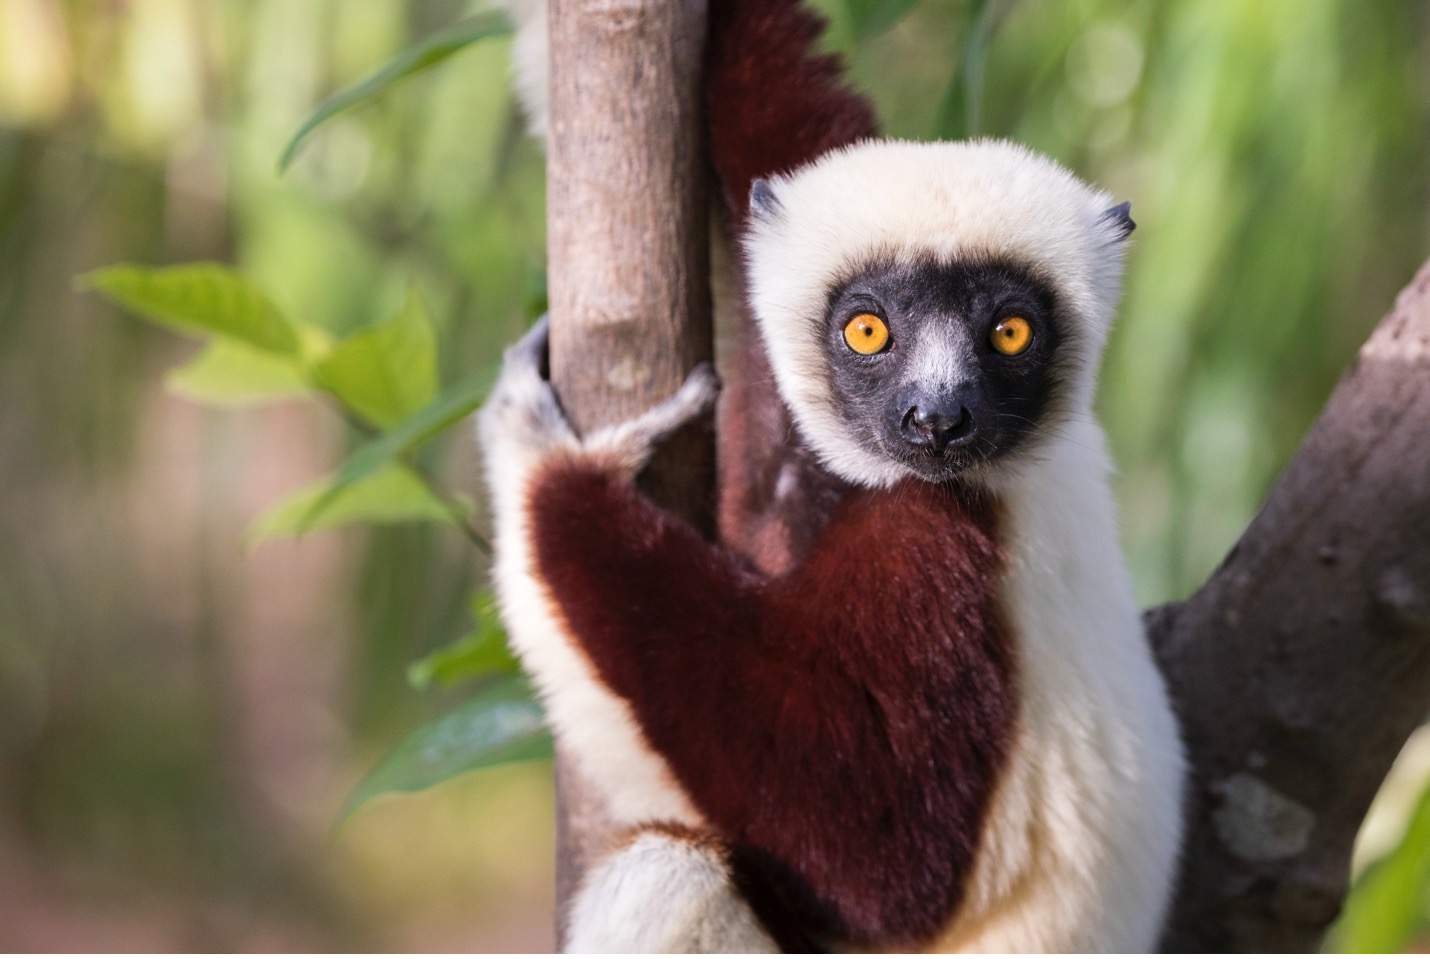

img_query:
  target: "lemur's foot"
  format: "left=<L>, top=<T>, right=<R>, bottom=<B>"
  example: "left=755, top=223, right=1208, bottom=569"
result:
left=567, top=825, right=776, bottom=953
left=477, top=315, right=720, bottom=477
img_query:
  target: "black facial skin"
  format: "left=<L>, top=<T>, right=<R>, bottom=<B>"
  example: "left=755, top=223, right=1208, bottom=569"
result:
left=821, top=258, right=1076, bottom=483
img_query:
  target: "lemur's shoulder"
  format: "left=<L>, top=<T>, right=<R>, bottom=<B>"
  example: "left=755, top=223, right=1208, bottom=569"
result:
left=492, top=0, right=873, bottom=572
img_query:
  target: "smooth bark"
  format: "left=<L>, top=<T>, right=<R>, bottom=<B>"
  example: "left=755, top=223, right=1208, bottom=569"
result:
left=543, top=0, right=712, bottom=941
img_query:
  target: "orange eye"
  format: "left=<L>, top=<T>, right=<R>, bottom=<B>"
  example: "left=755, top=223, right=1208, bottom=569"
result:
left=843, top=313, right=889, bottom=355
left=990, top=316, right=1032, bottom=356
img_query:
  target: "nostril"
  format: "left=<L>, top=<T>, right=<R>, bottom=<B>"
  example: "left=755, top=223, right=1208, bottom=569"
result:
left=925, top=406, right=976, bottom=453
left=902, top=406, right=921, bottom=433
left=946, top=405, right=973, bottom=438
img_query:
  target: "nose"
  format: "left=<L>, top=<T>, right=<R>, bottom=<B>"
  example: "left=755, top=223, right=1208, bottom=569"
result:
left=898, top=392, right=978, bottom=453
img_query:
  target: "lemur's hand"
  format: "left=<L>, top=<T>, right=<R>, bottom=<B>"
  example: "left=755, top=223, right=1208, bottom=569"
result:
left=477, top=314, right=720, bottom=478
left=585, top=360, right=719, bottom=476
left=478, top=316, right=576, bottom=469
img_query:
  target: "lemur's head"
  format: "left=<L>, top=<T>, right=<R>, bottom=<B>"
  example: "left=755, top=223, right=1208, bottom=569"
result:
left=743, top=139, right=1132, bottom=489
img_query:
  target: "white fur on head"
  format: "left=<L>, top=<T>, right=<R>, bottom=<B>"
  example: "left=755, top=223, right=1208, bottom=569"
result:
left=743, top=138, right=1131, bottom=489
left=493, top=0, right=548, bottom=138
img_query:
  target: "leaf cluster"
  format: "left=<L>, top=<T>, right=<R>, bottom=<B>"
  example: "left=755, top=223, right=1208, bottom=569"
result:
left=82, top=260, right=540, bottom=814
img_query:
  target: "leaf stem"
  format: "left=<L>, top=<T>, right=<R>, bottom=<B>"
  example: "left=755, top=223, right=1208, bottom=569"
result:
left=402, top=455, right=492, bottom=554
left=331, top=401, right=492, bottom=554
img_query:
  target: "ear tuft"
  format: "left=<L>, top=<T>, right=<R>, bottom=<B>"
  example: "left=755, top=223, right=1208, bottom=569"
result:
left=1100, top=200, right=1135, bottom=240
left=749, top=179, right=782, bottom=220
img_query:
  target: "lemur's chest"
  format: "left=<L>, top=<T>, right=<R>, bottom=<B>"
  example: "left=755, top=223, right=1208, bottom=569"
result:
left=734, top=480, right=1022, bottom=947
left=765, top=480, right=1015, bottom=680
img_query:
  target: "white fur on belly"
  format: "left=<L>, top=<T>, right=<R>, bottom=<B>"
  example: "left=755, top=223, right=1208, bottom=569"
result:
left=932, top=421, right=1186, bottom=953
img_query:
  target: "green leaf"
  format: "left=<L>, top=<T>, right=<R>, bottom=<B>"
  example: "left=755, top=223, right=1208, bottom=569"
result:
left=311, top=365, right=494, bottom=511
left=344, top=676, right=549, bottom=817
left=279, top=12, right=513, bottom=172
left=296, top=323, right=336, bottom=366
left=165, top=339, right=311, bottom=407
left=81, top=263, right=299, bottom=355
left=1329, top=782, right=1430, bottom=952
left=313, top=285, right=438, bottom=428
left=245, top=462, right=462, bottom=545
left=408, top=590, right=518, bottom=690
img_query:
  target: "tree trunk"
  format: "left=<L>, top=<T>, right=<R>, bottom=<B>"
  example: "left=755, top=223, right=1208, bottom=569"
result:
left=542, top=0, right=712, bottom=943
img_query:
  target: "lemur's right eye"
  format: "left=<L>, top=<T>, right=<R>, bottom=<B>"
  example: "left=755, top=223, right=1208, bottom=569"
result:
left=990, top=315, right=1033, bottom=356
left=843, top=313, right=889, bottom=355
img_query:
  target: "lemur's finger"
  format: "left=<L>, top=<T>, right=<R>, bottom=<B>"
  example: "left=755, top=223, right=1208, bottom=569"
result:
left=587, top=363, right=720, bottom=473
left=502, top=313, right=551, bottom=385
left=478, top=315, right=576, bottom=452
left=642, top=362, right=721, bottom=438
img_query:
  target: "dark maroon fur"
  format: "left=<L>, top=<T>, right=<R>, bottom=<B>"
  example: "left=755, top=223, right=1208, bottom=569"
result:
left=715, top=318, right=850, bottom=577
left=532, top=460, right=1018, bottom=948
left=706, top=0, right=878, bottom=575
left=707, top=0, right=878, bottom=219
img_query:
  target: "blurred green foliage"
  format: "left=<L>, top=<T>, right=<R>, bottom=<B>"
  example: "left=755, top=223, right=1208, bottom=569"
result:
left=0, top=0, right=551, bottom=947
left=2, top=0, right=1429, bottom=949
left=1332, top=783, right=1430, bottom=953
left=343, top=675, right=549, bottom=819
left=279, top=11, right=513, bottom=172
left=86, top=253, right=527, bottom=812
left=408, top=589, right=520, bottom=691
left=84, top=263, right=485, bottom=545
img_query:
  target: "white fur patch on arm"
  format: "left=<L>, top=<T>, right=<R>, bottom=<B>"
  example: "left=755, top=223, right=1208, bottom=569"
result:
left=474, top=318, right=714, bottom=828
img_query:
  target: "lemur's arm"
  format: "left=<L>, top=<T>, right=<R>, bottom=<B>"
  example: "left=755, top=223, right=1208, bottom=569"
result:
left=481, top=321, right=1017, bottom=947
left=481, top=321, right=796, bottom=824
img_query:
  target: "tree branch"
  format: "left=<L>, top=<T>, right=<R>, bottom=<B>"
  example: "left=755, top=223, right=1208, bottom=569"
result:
left=542, top=0, right=712, bottom=941
left=1154, top=258, right=1430, bottom=951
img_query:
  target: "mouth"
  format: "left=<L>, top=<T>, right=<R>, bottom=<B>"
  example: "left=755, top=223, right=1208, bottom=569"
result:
left=881, top=436, right=982, bottom=481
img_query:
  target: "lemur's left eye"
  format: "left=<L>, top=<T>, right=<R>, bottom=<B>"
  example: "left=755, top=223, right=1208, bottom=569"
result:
left=843, top=313, right=889, bottom=354
left=990, top=316, right=1033, bottom=356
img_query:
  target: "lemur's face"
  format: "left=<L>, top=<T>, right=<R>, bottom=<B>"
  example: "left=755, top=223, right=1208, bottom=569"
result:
left=821, top=258, right=1069, bottom=483
left=743, top=139, right=1131, bottom=489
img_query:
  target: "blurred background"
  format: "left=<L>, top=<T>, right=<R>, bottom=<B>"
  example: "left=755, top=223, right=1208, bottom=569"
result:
left=0, top=0, right=1427, bottom=950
